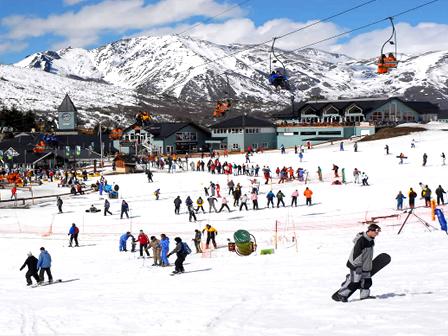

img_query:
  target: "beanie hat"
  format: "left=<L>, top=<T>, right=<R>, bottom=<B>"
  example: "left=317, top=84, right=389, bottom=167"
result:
left=367, top=224, right=381, bottom=232
left=27, top=252, right=32, bottom=257
left=174, top=237, right=182, bottom=243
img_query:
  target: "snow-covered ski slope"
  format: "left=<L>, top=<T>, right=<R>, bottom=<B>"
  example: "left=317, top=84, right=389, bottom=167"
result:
left=2, top=123, right=448, bottom=335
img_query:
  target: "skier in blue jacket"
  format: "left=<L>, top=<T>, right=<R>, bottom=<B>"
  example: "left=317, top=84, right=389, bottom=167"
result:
left=119, top=231, right=134, bottom=252
left=266, top=190, right=275, bottom=208
left=158, top=234, right=170, bottom=266
left=37, top=247, right=53, bottom=285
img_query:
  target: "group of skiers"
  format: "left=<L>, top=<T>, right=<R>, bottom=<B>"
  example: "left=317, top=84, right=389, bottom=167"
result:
left=396, top=183, right=446, bottom=210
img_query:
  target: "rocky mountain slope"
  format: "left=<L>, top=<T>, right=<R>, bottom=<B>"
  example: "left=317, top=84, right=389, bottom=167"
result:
left=1, top=34, right=447, bottom=129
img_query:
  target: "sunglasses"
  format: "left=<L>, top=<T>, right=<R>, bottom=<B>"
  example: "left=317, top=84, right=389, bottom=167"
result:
left=370, top=228, right=381, bottom=233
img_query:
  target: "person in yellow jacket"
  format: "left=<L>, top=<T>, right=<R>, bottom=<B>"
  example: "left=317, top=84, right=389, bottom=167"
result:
left=196, top=197, right=205, bottom=214
left=202, top=224, right=218, bottom=249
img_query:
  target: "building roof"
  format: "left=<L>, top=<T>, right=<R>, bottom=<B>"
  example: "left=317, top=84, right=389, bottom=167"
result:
left=58, top=94, right=78, bottom=113
left=274, top=97, right=440, bottom=119
left=210, top=115, right=276, bottom=128
left=123, top=122, right=211, bottom=139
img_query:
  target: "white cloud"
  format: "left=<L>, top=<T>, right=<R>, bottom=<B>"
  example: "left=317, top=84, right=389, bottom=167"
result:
left=1, top=0, right=447, bottom=61
left=0, top=40, right=28, bottom=56
left=1, top=0, right=243, bottom=49
left=131, top=18, right=345, bottom=51
left=330, top=22, right=448, bottom=59
left=63, top=0, right=89, bottom=6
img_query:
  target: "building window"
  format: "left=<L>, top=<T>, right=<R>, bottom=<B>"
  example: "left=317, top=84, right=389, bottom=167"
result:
left=220, top=144, right=227, bottom=149
left=403, top=111, right=414, bottom=121
left=252, top=143, right=258, bottom=149
left=246, top=128, right=260, bottom=133
left=372, top=112, right=382, bottom=120
left=302, top=106, right=316, bottom=115
left=232, top=144, right=239, bottom=149
left=323, top=106, right=339, bottom=115
left=175, top=132, right=197, bottom=141
left=262, top=142, right=269, bottom=149
left=347, top=105, right=362, bottom=114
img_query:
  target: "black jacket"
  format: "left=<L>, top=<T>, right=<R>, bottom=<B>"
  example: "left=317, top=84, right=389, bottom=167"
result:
left=20, top=256, right=38, bottom=272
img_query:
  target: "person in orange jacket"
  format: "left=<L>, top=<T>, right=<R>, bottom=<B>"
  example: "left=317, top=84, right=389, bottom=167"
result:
left=378, top=54, right=388, bottom=74
left=304, top=187, right=313, bottom=206
left=386, top=53, right=397, bottom=68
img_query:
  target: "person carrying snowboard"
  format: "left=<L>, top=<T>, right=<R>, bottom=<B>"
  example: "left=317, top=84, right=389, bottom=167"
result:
left=68, top=223, right=79, bottom=247
left=334, top=224, right=381, bottom=302
left=20, top=252, right=39, bottom=286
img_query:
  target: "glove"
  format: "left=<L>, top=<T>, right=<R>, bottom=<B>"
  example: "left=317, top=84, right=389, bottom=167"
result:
left=167, top=254, right=171, bottom=258
left=68, top=234, right=70, bottom=236
left=355, top=267, right=362, bottom=275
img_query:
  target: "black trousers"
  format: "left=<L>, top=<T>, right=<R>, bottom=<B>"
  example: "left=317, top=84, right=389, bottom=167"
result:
left=277, top=199, right=285, bottom=207
left=58, top=205, right=63, bottom=213
left=219, top=204, right=230, bottom=212
left=175, top=255, right=186, bottom=272
left=104, top=208, right=112, bottom=216
left=252, top=200, right=258, bottom=210
left=306, top=198, right=312, bottom=206
left=69, top=234, right=79, bottom=246
left=291, top=197, right=297, bottom=207
left=140, top=243, right=150, bottom=257
left=239, top=203, right=248, bottom=211
left=175, top=206, right=180, bottom=214
left=39, top=267, right=53, bottom=282
left=26, top=270, right=39, bottom=285
left=196, top=205, right=205, bottom=213
left=206, top=235, right=216, bottom=244
left=121, top=209, right=129, bottom=219
left=189, top=212, right=197, bottom=222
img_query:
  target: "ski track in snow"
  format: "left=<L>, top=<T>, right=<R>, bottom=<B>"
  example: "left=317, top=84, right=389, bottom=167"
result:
left=2, top=122, right=448, bottom=335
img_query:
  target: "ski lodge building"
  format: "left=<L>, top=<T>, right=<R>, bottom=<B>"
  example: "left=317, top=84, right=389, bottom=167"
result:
left=274, top=97, right=439, bottom=148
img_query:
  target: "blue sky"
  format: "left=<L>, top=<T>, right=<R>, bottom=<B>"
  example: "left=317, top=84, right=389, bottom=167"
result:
left=0, top=0, right=445, bottom=64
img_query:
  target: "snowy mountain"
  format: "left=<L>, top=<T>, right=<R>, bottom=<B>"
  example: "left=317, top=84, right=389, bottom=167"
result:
left=3, top=34, right=448, bottom=127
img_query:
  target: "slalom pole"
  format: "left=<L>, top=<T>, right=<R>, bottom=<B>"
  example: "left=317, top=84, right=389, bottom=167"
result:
left=275, top=220, right=278, bottom=250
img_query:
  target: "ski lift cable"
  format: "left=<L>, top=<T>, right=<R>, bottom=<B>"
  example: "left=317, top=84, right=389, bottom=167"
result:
left=171, top=0, right=378, bottom=77
left=162, top=0, right=379, bottom=95
left=173, top=0, right=440, bottom=104
left=211, top=0, right=440, bottom=79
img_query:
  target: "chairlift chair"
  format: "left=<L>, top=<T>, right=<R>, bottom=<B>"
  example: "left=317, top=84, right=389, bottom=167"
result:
left=378, top=17, right=398, bottom=74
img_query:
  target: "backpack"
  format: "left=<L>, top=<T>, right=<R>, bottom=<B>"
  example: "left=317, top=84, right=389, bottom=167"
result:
left=182, top=242, right=192, bottom=255
left=74, top=227, right=79, bottom=234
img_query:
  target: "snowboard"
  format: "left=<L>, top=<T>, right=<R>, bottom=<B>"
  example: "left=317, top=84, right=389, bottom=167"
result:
left=30, top=279, right=62, bottom=288
left=169, top=268, right=212, bottom=276
left=396, top=156, right=408, bottom=159
left=332, top=253, right=391, bottom=302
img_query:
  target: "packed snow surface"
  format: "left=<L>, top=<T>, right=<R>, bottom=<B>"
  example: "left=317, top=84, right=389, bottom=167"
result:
left=2, top=123, right=448, bottom=335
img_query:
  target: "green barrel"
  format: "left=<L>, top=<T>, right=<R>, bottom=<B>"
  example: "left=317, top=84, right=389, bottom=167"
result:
left=234, top=230, right=250, bottom=244
left=235, top=242, right=253, bottom=256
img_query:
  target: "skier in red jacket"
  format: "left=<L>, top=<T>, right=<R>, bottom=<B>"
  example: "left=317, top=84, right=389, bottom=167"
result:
left=136, top=230, right=150, bottom=258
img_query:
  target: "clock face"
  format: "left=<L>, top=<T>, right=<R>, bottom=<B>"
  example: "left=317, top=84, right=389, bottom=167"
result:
left=62, top=113, right=71, bottom=121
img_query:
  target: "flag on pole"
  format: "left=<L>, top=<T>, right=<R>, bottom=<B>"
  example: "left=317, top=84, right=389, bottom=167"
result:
left=0, top=150, right=3, bottom=160
left=76, top=146, right=81, bottom=156
left=65, top=146, right=70, bottom=157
